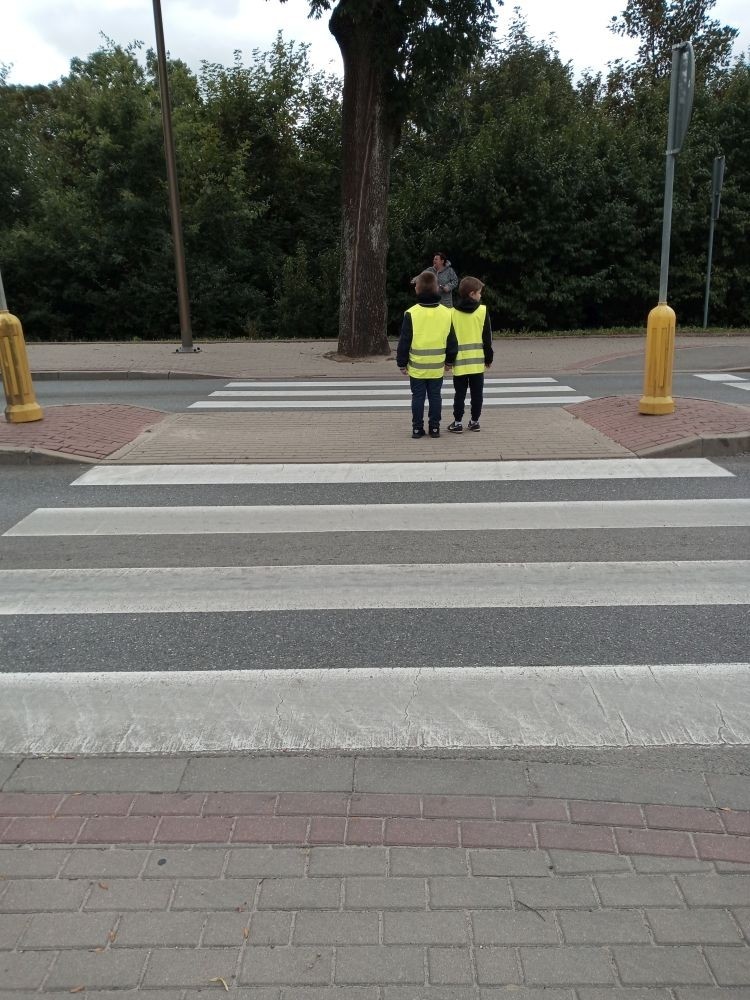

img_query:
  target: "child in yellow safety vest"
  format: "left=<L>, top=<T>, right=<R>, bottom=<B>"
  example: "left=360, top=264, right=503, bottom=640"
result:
left=397, top=270, right=458, bottom=439
left=447, top=276, right=493, bottom=433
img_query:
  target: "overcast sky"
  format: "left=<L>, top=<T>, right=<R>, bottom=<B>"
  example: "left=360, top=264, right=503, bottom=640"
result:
left=1, top=0, right=748, bottom=87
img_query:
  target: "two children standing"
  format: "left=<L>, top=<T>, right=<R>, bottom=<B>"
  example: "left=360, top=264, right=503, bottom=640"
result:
left=396, top=270, right=493, bottom=438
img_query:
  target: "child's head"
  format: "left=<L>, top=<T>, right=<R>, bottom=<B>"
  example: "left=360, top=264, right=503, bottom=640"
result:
left=459, top=276, right=484, bottom=301
left=415, top=270, right=439, bottom=295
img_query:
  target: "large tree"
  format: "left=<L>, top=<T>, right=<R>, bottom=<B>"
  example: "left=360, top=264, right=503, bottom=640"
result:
left=306, top=0, right=496, bottom=356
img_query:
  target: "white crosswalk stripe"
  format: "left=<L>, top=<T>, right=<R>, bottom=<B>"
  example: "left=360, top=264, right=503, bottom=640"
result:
left=187, top=375, right=591, bottom=409
left=1, top=456, right=748, bottom=754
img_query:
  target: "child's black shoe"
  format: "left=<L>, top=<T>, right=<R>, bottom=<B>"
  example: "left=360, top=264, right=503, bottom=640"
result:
left=468, top=420, right=480, bottom=431
left=447, top=421, right=463, bottom=433
left=429, top=427, right=440, bottom=438
left=412, top=427, right=426, bottom=439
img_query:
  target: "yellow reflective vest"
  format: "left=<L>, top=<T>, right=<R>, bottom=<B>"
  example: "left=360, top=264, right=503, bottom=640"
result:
left=451, top=304, right=488, bottom=376
left=406, top=304, right=453, bottom=379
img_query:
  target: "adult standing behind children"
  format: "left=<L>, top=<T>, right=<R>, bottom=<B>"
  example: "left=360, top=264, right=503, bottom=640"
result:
left=411, top=252, right=458, bottom=307
left=447, top=276, right=493, bottom=433
left=397, top=270, right=458, bottom=439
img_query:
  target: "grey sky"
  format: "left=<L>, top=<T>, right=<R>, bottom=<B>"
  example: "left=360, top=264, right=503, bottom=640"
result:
left=1, top=0, right=748, bottom=86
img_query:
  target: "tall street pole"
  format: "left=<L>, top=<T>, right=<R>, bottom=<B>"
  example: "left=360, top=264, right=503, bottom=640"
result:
left=152, top=0, right=198, bottom=353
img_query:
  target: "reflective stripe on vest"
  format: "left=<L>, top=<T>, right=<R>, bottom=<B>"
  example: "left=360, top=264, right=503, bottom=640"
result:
left=406, top=304, right=452, bottom=379
left=451, top=304, right=487, bottom=375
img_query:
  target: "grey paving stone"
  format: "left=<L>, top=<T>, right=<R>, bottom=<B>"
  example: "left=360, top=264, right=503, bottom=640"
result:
left=0, top=952, right=52, bottom=989
left=0, top=913, right=30, bottom=949
left=227, top=848, right=307, bottom=877
left=704, top=945, right=750, bottom=985
left=511, top=876, right=597, bottom=909
left=345, top=876, right=426, bottom=909
left=143, top=947, right=241, bottom=987
left=5, top=757, right=187, bottom=792
left=678, top=874, right=750, bottom=906
left=647, top=907, right=743, bottom=944
left=259, top=877, right=340, bottom=910
left=733, top=907, right=750, bottom=939
left=309, top=847, right=387, bottom=876
left=676, top=990, right=750, bottom=1000
left=632, top=856, right=713, bottom=873
left=115, top=911, right=205, bottom=947
left=62, top=848, right=148, bottom=878
left=527, top=763, right=713, bottom=807
left=354, top=759, right=528, bottom=796
left=429, top=877, right=512, bottom=908
left=335, top=946, right=424, bottom=984
left=46, top=949, right=148, bottom=989
left=613, top=946, right=713, bottom=985
left=85, top=878, right=174, bottom=911
left=390, top=847, right=468, bottom=876
left=281, top=991, right=377, bottom=1000
left=0, top=993, right=183, bottom=1000
left=474, top=946, right=521, bottom=985
left=182, top=757, right=353, bottom=792
left=0, top=878, right=88, bottom=911
left=172, top=878, right=259, bottom=911
left=521, top=945, right=614, bottom=985
left=429, top=946, right=474, bottom=984
left=249, top=911, right=295, bottom=946
left=193, top=993, right=279, bottom=1000
left=295, top=912, right=379, bottom=945
left=472, top=909, right=558, bottom=945
left=481, top=992, right=574, bottom=1000
left=578, top=991, right=673, bottom=999
left=240, top=946, right=333, bottom=984
left=470, top=850, right=552, bottom=877
left=549, top=850, right=631, bottom=874
left=558, top=909, right=650, bottom=944
left=385, top=991, right=479, bottom=1000
left=595, top=874, right=684, bottom=907
left=706, top=773, right=750, bottom=810
left=0, top=848, right=68, bottom=878
left=20, top=911, right=117, bottom=949
left=384, top=911, right=468, bottom=945
left=715, top=861, right=750, bottom=873
left=201, top=912, right=252, bottom=946
left=0, top=759, right=20, bottom=787
left=145, top=847, right=227, bottom=878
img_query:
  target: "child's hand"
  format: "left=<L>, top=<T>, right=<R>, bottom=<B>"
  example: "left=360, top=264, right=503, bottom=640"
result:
left=399, top=367, right=408, bottom=374
left=485, top=363, right=492, bottom=369
left=445, top=366, right=452, bottom=374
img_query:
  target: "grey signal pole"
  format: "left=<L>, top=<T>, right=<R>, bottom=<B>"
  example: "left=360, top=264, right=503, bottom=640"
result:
left=152, top=0, right=198, bottom=353
left=703, top=155, right=726, bottom=329
left=0, top=266, right=7, bottom=311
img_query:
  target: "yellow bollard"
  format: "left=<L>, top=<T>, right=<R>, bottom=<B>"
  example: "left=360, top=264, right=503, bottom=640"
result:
left=639, top=302, right=676, bottom=415
left=0, top=309, right=44, bottom=423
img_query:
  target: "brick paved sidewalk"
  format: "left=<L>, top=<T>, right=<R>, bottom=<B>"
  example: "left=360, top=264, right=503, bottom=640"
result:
left=1, top=754, right=749, bottom=995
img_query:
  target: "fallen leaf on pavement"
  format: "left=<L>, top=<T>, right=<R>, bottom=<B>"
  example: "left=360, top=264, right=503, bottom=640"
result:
left=243, top=927, right=250, bottom=940
left=69, top=989, right=85, bottom=995
left=209, top=978, right=230, bottom=992
left=98, top=882, right=109, bottom=890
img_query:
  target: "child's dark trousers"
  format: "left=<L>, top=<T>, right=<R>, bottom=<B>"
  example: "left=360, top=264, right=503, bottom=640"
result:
left=410, top=376, right=443, bottom=430
left=453, top=372, right=484, bottom=421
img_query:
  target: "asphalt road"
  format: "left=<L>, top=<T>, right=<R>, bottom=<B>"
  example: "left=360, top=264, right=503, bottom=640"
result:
left=1, top=457, right=748, bottom=674
left=31, top=372, right=750, bottom=410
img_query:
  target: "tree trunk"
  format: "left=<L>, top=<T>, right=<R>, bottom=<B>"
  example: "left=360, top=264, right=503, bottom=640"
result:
left=330, top=3, right=394, bottom=357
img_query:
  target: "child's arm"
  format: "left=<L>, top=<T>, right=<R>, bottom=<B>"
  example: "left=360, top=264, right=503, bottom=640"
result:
left=482, top=310, right=494, bottom=369
left=396, top=314, right=413, bottom=373
left=445, top=327, right=458, bottom=371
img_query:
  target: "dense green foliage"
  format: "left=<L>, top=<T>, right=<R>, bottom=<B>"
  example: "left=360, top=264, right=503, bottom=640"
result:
left=0, top=4, right=748, bottom=340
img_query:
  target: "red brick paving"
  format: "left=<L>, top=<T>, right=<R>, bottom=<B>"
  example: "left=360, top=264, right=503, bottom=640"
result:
left=568, top=395, right=750, bottom=453
left=0, top=792, right=748, bottom=863
left=0, top=404, right=165, bottom=459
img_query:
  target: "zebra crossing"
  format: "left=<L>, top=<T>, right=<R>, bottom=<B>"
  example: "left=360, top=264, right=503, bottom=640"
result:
left=188, top=376, right=591, bottom=410
left=694, top=371, right=750, bottom=393
left=0, top=457, right=749, bottom=754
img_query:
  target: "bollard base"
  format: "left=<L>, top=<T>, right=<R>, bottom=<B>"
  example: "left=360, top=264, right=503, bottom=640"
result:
left=5, top=400, right=44, bottom=424
left=639, top=395, right=676, bottom=415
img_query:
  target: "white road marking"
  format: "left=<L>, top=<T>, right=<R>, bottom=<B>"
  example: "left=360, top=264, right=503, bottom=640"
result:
left=8, top=499, right=750, bottom=537
left=729, top=382, right=750, bottom=391
left=209, top=386, right=579, bottom=397
left=71, top=459, right=734, bottom=487
left=0, top=561, right=747, bottom=614
left=225, top=378, right=560, bottom=387
left=693, top=373, right=746, bottom=381
left=1, top=664, right=748, bottom=754
left=189, top=396, right=593, bottom=409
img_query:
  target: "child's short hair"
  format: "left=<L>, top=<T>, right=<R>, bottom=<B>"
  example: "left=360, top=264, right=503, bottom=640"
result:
left=459, top=276, right=485, bottom=298
left=415, top=270, right=439, bottom=295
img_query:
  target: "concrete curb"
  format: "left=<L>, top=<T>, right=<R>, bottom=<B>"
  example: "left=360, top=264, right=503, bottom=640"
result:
left=636, top=431, right=750, bottom=459
left=0, top=445, right=93, bottom=466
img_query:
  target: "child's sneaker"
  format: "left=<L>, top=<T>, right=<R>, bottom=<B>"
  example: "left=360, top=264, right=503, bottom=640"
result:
left=468, top=420, right=481, bottom=432
left=447, top=421, right=463, bottom=433
left=428, top=426, right=440, bottom=438
left=412, top=427, right=426, bottom=439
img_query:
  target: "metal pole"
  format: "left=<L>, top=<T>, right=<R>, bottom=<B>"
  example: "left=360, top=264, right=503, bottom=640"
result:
left=152, top=0, right=197, bottom=353
left=658, top=153, right=676, bottom=304
left=703, top=213, right=716, bottom=329
left=0, top=267, right=7, bottom=311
